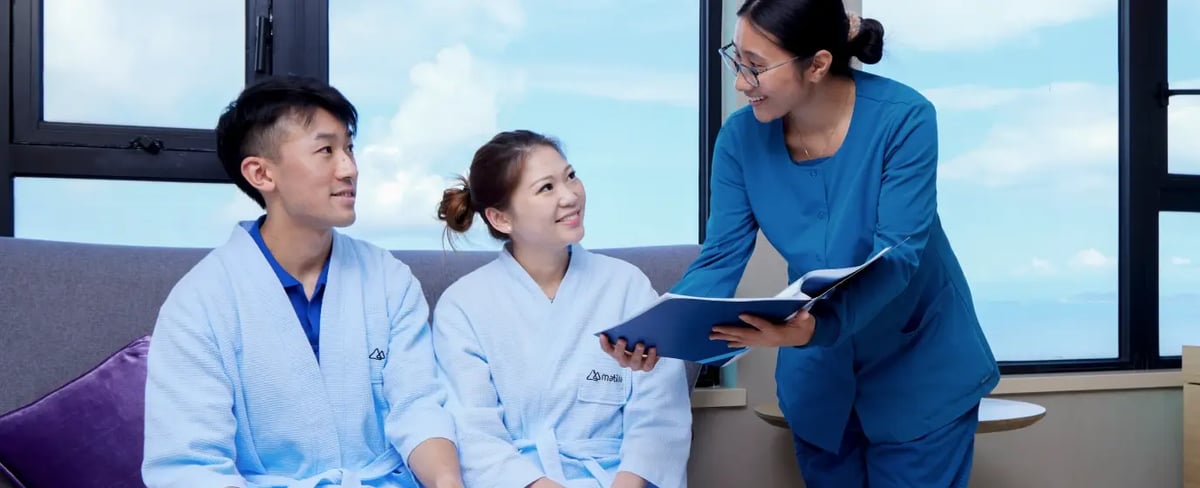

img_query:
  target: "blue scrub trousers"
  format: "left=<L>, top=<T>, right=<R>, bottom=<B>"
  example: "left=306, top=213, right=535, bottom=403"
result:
left=791, top=404, right=979, bottom=487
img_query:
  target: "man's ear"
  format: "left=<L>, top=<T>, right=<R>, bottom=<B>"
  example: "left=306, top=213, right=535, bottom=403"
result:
left=241, top=156, right=276, bottom=194
left=484, top=207, right=513, bottom=235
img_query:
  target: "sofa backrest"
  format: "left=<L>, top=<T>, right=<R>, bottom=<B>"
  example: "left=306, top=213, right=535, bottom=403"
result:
left=0, top=236, right=700, bottom=414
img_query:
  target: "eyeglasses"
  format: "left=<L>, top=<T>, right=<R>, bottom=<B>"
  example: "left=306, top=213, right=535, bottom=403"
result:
left=718, top=42, right=799, bottom=88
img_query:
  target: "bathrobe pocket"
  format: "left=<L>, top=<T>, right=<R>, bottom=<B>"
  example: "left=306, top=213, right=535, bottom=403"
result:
left=576, top=362, right=632, bottom=406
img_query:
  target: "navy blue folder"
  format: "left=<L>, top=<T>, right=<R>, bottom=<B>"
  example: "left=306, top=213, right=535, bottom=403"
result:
left=596, top=295, right=810, bottom=364
left=596, top=238, right=907, bottom=364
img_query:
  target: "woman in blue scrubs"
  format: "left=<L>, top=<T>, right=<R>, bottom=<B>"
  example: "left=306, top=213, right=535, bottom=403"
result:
left=601, top=0, right=999, bottom=486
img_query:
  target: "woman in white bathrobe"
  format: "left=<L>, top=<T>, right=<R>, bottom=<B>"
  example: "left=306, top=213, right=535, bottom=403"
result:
left=431, top=130, right=693, bottom=488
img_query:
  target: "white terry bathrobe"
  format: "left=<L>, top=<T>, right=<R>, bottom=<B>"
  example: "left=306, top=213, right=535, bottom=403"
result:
left=142, top=222, right=456, bottom=488
left=432, top=244, right=692, bottom=488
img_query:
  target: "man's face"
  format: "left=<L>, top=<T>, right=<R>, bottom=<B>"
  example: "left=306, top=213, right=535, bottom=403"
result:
left=258, top=108, right=359, bottom=230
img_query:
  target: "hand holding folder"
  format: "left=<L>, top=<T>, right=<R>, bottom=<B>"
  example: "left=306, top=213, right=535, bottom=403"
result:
left=596, top=241, right=904, bottom=365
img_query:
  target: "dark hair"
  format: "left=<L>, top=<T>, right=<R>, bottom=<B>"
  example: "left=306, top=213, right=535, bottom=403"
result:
left=436, top=130, right=564, bottom=242
left=737, top=0, right=884, bottom=76
left=216, top=75, right=359, bottom=208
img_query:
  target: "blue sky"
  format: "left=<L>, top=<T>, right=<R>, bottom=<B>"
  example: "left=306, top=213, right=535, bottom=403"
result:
left=13, top=1, right=1199, bottom=361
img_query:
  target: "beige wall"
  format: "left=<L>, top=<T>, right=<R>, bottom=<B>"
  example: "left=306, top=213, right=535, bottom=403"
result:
left=689, top=387, right=1183, bottom=487
left=684, top=1, right=1183, bottom=486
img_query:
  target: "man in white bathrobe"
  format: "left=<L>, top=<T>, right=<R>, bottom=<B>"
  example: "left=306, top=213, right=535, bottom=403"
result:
left=141, top=76, right=463, bottom=488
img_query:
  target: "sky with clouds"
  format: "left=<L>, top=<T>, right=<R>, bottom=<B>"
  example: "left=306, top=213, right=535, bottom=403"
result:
left=865, top=0, right=1200, bottom=359
left=18, top=0, right=700, bottom=252
left=13, top=0, right=1199, bottom=360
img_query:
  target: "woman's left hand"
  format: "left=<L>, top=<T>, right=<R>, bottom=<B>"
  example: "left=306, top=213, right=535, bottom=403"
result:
left=709, top=310, right=816, bottom=348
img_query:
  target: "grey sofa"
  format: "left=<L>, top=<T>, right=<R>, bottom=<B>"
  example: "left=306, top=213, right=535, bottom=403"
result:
left=0, top=236, right=700, bottom=487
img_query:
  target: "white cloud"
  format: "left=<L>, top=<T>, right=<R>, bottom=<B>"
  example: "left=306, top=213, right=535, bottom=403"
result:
left=332, top=0, right=524, bottom=53
left=42, top=1, right=243, bottom=128
left=1069, top=248, right=1116, bottom=269
left=921, top=86, right=1033, bottom=111
left=1013, top=249, right=1118, bottom=276
left=222, top=45, right=525, bottom=238
left=1014, top=257, right=1057, bottom=276
left=929, top=79, right=1200, bottom=188
left=212, top=1, right=532, bottom=245
left=1171, top=257, right=1193, bottom=266
left=350, top=45, right=524, bottom=232
left=934, top=82, right=1117, bottom=187
left=865, top=0, right=1110, bottom=52
left=529, top=65, right=698, bottom=108
left=329, top=0, right=525, bottom=107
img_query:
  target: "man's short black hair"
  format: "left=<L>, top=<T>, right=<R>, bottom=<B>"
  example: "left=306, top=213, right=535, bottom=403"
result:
left=216, top=75, right=359, bottom=208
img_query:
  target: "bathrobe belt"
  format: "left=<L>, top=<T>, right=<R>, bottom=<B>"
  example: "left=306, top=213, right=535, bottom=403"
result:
left=243, top=448, right=405, bottom=488
left=514, top=428, right=620, bottom=487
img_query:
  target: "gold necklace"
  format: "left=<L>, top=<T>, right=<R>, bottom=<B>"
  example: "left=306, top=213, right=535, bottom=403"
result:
left=799, top=124, right=838, bottom=159
left=794, top=83, right=854, bottom=160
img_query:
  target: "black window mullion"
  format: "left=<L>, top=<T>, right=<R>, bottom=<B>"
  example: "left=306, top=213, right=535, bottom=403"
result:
left=698, top=0, right=721, bottom=245
left=1161, top=175, right=1200, bottom=213
left=1166, top=87, right=1200, bottom=98
left=1, top=0, right=13, bottom=237
left=1119, top=0, right=1167, bottom=370
left=15, top=124, right=215, bottom=152
left=10, top=0, right=39, bottom=147
left=694, top=0, right=724, bottom=388
left=248, top=0, right=272, bottom=85
left=268, top=0, right=329, bottom=81
left=10, top=146, right=226, bottom=183
left=1000, top=358, right=1132, bottom=375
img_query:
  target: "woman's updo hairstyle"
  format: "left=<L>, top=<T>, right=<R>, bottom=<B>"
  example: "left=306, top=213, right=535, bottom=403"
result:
left=436, top=129, right=565, bottom=242
left=737, top=0, right=885, bottom=76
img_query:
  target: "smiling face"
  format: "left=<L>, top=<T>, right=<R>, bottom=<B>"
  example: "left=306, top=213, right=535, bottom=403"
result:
left=730, top=16, right=834, bottom=123
left=485, top=144, right=586, bottom=252
left=242, top=107, right=359, bottom=231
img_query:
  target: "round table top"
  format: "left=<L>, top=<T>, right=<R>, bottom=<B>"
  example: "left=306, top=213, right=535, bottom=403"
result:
left=753, top=397, right=1046, bottom=434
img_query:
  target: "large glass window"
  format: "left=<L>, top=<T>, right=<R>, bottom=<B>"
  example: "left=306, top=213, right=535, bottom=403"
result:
left=327, top=1, right=700, bottom=250
left=41, top=0, right=245, bottom=129
left=14, top=177, right=258, bottom=247
left=864, top=2, right=1119, bottom=361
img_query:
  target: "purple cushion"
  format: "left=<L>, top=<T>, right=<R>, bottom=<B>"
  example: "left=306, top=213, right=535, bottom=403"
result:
left=0, top=336, right=150, bottom=488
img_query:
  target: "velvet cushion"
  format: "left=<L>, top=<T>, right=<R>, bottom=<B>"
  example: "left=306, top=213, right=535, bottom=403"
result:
left=0, top=336, right=150, bottom=488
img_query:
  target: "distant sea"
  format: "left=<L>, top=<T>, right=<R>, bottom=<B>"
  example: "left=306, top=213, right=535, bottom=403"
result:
left=975, top=293, right=1199, bottom=361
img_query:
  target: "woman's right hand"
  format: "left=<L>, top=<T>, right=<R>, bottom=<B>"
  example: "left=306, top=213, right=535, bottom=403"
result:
left=599, top=334, right=661, bottom=372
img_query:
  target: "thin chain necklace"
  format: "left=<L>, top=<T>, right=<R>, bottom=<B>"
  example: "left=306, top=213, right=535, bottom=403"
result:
left=793, top=82, right=854, bottom=160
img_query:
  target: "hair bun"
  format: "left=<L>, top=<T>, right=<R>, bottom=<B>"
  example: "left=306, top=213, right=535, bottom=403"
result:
left=849, top=17, right=885, bottom=65
left=436, top=177, right=475, bottom=234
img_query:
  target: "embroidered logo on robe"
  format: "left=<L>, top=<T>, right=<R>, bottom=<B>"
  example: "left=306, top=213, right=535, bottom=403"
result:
left=369, top=348, right=386, bottom=360
left=586, top=369, right=623, bottom=383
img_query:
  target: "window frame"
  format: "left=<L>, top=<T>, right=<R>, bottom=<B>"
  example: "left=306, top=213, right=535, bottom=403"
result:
left=1123, top=0, right=1200, bottom=372
left=9, top=0, right=267, bottom=152
left=1, top=0, right=329, bottom=189
left=2, top=0, right=1193, bottom=376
